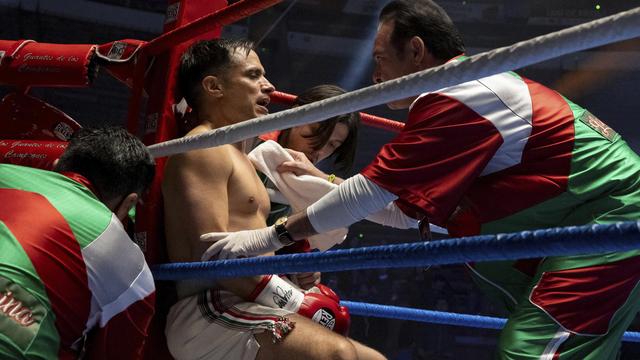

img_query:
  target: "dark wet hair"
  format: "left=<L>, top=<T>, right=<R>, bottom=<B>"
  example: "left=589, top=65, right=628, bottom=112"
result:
left=379, top=0, right=465, bottom=61
left=177, top=38, right=255, bottom=109
left=54, top=127, right=155, bottom=204
left=279, top=84, right=360, bottom=172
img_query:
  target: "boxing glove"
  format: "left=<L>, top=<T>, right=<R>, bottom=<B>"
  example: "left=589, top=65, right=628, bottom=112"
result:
left=299, top=284, right=350, bottom=336
left=275, top=239, right=319, bottom=289
left=248, top=275, right=350, bottom=336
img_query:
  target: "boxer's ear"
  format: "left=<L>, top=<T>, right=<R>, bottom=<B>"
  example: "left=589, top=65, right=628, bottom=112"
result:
left=202, top=75, right=224, bottom=98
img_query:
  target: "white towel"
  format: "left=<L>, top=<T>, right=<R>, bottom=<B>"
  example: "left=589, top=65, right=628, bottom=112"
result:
left=248, top=140, right=347, bottom=251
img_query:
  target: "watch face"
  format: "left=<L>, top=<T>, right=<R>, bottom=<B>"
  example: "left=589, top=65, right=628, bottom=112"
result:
left=275, top=216, right=288, bottom=226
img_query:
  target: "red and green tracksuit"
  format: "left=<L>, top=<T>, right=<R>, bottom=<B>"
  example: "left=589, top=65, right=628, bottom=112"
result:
left=362, top=57, right=640, bottom=359
left=0, top=164, right=155, bottom=359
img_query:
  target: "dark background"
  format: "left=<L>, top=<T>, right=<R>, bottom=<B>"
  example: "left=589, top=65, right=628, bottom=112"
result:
left=2, top=0, right=640, bottom=358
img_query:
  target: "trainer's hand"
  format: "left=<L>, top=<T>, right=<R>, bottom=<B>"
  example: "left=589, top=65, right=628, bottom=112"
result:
left=200, top=227, right=282, bottom=260
left=277, top=149, right=327, bottom=179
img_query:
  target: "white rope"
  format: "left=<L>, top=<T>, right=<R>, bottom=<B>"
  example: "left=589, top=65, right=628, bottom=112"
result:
left=148, top=6, right=640, bottom=158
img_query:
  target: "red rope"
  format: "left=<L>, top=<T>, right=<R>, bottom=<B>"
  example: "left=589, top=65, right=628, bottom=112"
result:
left=270, top=91, right=297, bottom=103
left=144, top=0, right=283, bottom=56
left=359, top=112, right=404, bottom=133
left=270, top=90, right=404, bottom=133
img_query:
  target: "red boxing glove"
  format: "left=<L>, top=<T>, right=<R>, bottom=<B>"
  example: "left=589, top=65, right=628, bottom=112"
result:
left=248, top=275, right=350, bottom=336
left=298, top=284, right=350, bottom=336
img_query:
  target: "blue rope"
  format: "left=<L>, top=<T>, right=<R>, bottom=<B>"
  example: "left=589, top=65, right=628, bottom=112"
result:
left=341, top=301, right=640, bottom=343
left=152, top=221, right=640, bottom=280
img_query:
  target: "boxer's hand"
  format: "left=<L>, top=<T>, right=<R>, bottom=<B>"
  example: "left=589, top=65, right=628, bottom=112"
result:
left=277, top=239, right=318, bottom=290
left=300, top=284, right=350, bottom=336
left=289, top=272, right=321, bottom=290
left=249, top=275, right=350, bottom=335
left=200, top=227, right=282, bottom=260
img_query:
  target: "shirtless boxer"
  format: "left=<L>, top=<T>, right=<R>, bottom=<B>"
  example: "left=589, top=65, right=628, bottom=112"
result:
left=162, top=39, right=385, bottom=360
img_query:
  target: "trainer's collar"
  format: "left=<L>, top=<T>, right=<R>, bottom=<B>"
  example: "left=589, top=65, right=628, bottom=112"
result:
left=60, top=171, right=99, bottom=197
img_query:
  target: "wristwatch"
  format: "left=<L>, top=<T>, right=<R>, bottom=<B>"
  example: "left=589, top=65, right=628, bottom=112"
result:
left=274, top=216, right=295, bottom=246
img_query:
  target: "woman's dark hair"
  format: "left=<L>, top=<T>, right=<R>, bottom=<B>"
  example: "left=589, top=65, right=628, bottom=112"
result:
left=54, top=127, right=155, bottom=204
left=379, top=0, right=465, bottom=61
left=279, top=84, right=360, bottom=172
left=177, top=38, right=255, bottom=109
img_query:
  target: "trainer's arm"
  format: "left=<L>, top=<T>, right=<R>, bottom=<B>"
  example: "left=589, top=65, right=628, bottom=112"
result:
left=200, top=174, right=407, bottom=259
left=286, top=174, right=398, bottom=239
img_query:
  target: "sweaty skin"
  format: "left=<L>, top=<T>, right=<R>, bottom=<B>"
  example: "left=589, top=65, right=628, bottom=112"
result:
left=163, top=127, right=272, bottom=297
left=163, top=50, right=274, bottom=298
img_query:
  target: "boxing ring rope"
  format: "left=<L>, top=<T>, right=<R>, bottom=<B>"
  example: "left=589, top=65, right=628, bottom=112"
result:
left=341, top=301, right=640, bottom=343
left=270, top=91, right=405, bottom=133
left=147, top=6, right=640, bottom=158
left=152, top=221, right=640, bottom=280
left=151, top=221, right=640, bottom=342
